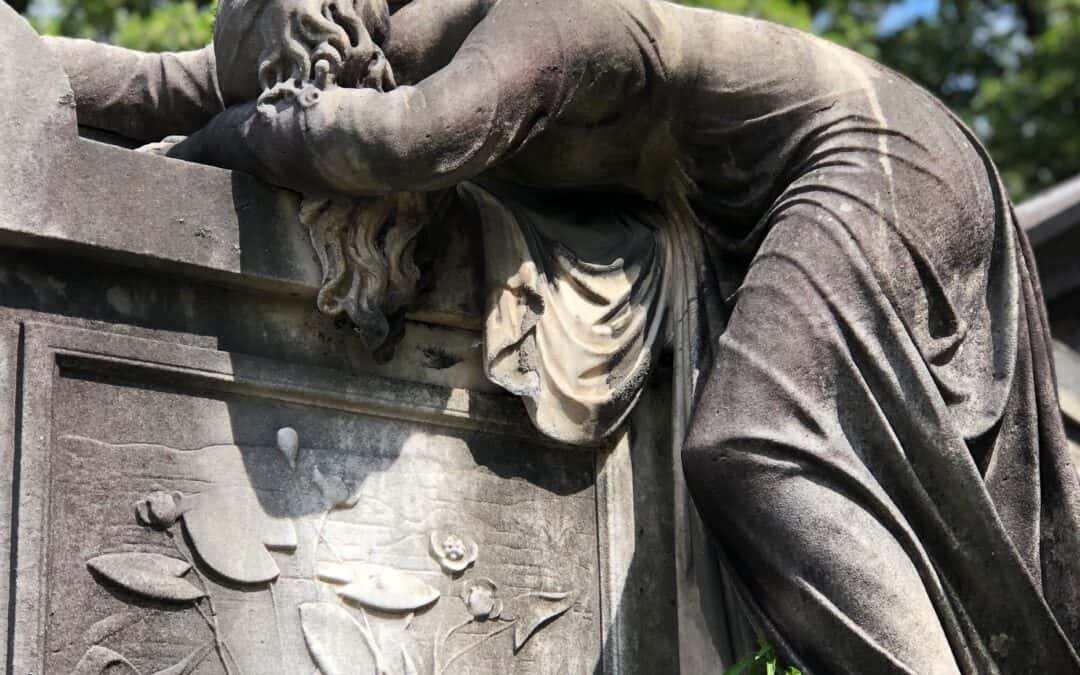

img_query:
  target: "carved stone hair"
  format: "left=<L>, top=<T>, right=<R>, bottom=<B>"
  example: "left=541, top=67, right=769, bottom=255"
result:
left=299, top=192, right=443, bottom=351
left=221, top=0, right=428, bottom=351
left=215, top=0, right=393, bottom=103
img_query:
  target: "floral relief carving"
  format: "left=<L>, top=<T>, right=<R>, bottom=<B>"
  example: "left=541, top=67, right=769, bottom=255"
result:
left=461, top=578, right=500, bottom=620
left=86, top=553, right=205, bottom=602
left=77, top=427, right=579, bottom=675
left=71, top=646, right=140, bottom=675
left=430, top=532, right=478, bottom=574
left=334, top=563, right=441, bottom=612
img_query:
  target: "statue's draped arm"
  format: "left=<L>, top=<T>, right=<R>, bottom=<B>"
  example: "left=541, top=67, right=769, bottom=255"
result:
left=168, top=1, right=569, bottom=195
left=42, top=39, right=223, bottom=141
left=382, top=0, right=499, bottom=85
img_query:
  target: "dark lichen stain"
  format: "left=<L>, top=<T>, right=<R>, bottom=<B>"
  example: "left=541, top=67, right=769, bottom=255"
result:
left=421, top=346, right=462, bottom=370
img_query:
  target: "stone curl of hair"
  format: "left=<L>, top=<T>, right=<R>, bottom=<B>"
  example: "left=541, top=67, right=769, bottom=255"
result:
left=237, top=0, right=436, bottom=352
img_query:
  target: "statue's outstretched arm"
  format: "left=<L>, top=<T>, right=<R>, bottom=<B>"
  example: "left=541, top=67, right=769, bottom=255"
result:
left=41, top=0, right=494, bottom=144
left=168, top=0, right=567, bottom=195
left=42, top=38, right=224, bottom=141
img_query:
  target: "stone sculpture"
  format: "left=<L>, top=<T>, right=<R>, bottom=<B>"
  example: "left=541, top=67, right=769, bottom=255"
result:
left=41, top=0, right=1080, bottom=672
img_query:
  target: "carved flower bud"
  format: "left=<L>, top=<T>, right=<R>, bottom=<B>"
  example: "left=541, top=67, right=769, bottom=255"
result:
left=429, top=531, right=478, bottom=574
left=461, top=578, right=500, bottom=620
left=313, top=466, right=358, bottom=509
left=135, top=491, right=181, bottom=528
left=276, top=426, right=299, bottom=468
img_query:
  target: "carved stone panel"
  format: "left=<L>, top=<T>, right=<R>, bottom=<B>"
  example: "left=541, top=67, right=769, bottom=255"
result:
left=10, top=323, right=601, bottom=674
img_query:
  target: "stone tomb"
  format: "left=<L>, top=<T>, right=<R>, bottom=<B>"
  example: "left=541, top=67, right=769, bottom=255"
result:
left=0, top=7, right=721, bottom=674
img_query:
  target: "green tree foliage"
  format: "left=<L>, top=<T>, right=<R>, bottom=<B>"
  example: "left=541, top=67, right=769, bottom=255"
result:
left=112, top=1, right=216, bottom=51
left=810, top=0, right=1080, bottom=199
left=969, top=1, right=1080, bottom=198
left=23, top=0, right=216, bottom=52
left=681, top=0, right=815, bottom=30
left=8, top=0, right=1078, bottom=198
left=663, top=0, right=1080, bottom=200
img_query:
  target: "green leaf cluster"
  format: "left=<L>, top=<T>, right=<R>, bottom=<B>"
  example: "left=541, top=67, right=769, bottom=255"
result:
left=686, top=0, right=1080, bottom=200
left=967, top=0, right=1080, bottom=198
left=681, top=0, right=814, bottom=30
left=724, top=639, right=802, bottom=675
left=26, top=0, right=216, bottom=52
left=113, top=0, right=216, bottom=52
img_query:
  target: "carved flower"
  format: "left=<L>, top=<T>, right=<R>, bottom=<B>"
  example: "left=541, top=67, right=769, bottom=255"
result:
left=136, top=486, right=297, bottom=585
left=429, top=531, right=478, bottom=574
left=461, top=577, right=501, bottom=620
left=135, top=491, right=182, bottom=528
left=313, top=466, right=358, bottom=509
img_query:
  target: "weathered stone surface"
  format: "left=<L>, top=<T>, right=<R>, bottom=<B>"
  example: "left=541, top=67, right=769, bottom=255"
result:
left=0, top=3, right=78, bottom=244
left=0, top=7, right=684, bottom=673
left=19, top=324, right=597, bottom=674
left=0, top=6, right=482, bottom=333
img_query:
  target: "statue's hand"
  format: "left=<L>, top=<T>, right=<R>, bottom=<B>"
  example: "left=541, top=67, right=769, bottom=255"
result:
left=137, top=135, right=188, bottom=156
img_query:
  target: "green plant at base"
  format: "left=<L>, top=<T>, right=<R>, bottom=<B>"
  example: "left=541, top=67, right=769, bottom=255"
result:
left=724, top=639, right=801, bottom=675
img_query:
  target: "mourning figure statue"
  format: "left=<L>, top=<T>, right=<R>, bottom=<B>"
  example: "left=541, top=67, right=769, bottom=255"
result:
left=43, top=0, right=1080, bottom=672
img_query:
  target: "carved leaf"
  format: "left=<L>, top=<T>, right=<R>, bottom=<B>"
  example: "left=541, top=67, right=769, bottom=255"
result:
left=504, top=591, right=576, bottom=652
left=316, top=561, right=354, bottom=584
left=83, top=611, right=142, bottom=646
left=336, top=564, right=440, bottom=612
left=181, top=491, right=280, bottom=584
left=86, top=553, right=204, bottom=603
left=151, top=641, right=213, bottom=675
left=299, top=602, right=377, bottom=675
left=71, top=646, right=140, bottom=675
left=262, top=517, right=298, bottom=552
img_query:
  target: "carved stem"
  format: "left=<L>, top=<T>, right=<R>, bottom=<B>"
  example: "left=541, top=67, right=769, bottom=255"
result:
left=438, top=620, right=517, bottom=675
left=311, top=509, right=389, bottom=673
left=167, top=528, right=240, bottom=675
left=348, top=609, right=390, bottom=675
left=312, top=510, right=348, bottom=565
left=268, top=583, right=290, bottom=673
